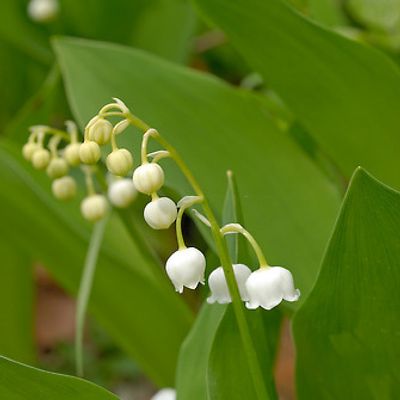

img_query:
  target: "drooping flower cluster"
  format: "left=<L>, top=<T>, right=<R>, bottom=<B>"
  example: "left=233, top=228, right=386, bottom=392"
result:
left=22, top=98, right=300, bottom=311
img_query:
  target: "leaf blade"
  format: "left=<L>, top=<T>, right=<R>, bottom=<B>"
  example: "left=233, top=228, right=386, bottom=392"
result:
left=293, top=168, right=400, bottom=399
left=194, top=0, right=400, bottom=188
left=0, top=356, right=118, bottom=400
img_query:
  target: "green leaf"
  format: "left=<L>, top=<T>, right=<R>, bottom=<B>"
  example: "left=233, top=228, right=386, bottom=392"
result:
left=307, top=0, right=347, bottom=27
left=0, top=140, right=192, bottom=386
left=0, top=242, right=34, bottom=364
left=0, top=0, right=51, bottom=64
left=59, top=0, right=196, bottom=62
left=176, top=303, right=226, bottom=400
left=193, top=0, right=400, bottom=189
left=0, top=356, right=118, bottom=399
left=208, top=308, right=281, bottom=400
left=54, top=36, right=340, bottom=301
left=293, top=168, right=400, bottom=399
left=130, top=0, right=197, bottom=63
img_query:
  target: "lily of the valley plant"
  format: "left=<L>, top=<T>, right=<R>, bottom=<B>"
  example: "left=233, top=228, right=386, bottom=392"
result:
left=22, top=98, right=300, bottom=380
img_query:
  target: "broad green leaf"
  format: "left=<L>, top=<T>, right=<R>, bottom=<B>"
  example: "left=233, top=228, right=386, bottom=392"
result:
left=0, top=356, right=118, bottom=399
left=307, top=0, right=347, bottom=27
left=0, top=140, right=192, bottom=386
left=194, top=0, right=400, bottom=189
left=0, top=0, right=51, bottom=64
left=176, top=303, right=226, bottom=399
left=208, top=308, right=280, bottom=400
left=59, top=0, right=196, bottom=62
left=54, top=37, right=340, bottom=301
left=130, top=0, right=197, bottom=63
left=4, top=65, right=69, bottom=143
left=0, top=242, right=34, bottom=364
left=293, top=168, right=400, bottom=399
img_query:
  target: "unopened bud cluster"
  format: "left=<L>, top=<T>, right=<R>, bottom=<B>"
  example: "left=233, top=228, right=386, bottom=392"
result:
left=21, top=104, right=138, bottom=223
left=23, top=99, right=300, bottom=311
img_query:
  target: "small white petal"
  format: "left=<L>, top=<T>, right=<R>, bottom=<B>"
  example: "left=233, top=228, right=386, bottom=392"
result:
left=245, top=266, right=300, bottom=311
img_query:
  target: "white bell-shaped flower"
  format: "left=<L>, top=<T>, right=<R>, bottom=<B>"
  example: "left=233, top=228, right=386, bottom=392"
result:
left=151, top=388, right=176, bottom=400
left=207, top=264, right=251, bottom=304
left=144, top=197, right=177, bottom=229
left=245, top=266, right=300, bottom=310
left=166, top=247, right=206, bottom=293
left=108, top=179, right=137, bottom=208
left=132, top=163, right=164, bottom=194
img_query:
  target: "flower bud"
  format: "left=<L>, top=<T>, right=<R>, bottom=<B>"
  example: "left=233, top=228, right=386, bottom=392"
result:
left=87, top=118, right=113, bottom=145
left=108, top=179, right=137, bottom=208
left=64, top=143, right=81, bottom=166
left=80, top=194, right=108, bottom=222
left=144, top=197, right=177, bottom=230
left=151, top=388, right=176, bottom=400
left=52, top=176, right=76, bottom=201
left=46, top=157, right=69, bottom=179
left=132, top=163, right=164, bottom=195
left=207, top=264, right=252, bottom=304
left=32, top=148, right=50, bottom=170
left=22, top=143, right=40, bottom=161
left=27, top=0, right=58, bottom=22
left=245, top=266, right=300, bottom=310
left=166, top=247, right=206, bottom=293
left=79, top=141, right=101, bottom=164
left=106, top=148, right=133, bottom=176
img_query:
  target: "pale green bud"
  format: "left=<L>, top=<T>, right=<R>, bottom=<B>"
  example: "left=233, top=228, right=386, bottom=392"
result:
left=46, top=157, right=69, bottom=179
left=32, top=148, right=50, bottom=170
left=79, top=141, right=101, bottom=164
left=81, top=194, right=108, bottom=222
left=52, top=176, right=76, bottom=201
left=106, top=148, right=133, bottom=176
left=64, top=143, right=81, bottom=166
left=87, top=118, right=113, bottom=145
left=22, top=143, right=40, bottom=161
left=132, top=163, right=164, bottom=195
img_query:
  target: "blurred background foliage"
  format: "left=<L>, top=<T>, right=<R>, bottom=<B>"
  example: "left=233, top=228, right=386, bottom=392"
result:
left=1, top=0, right=400, bottom=399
